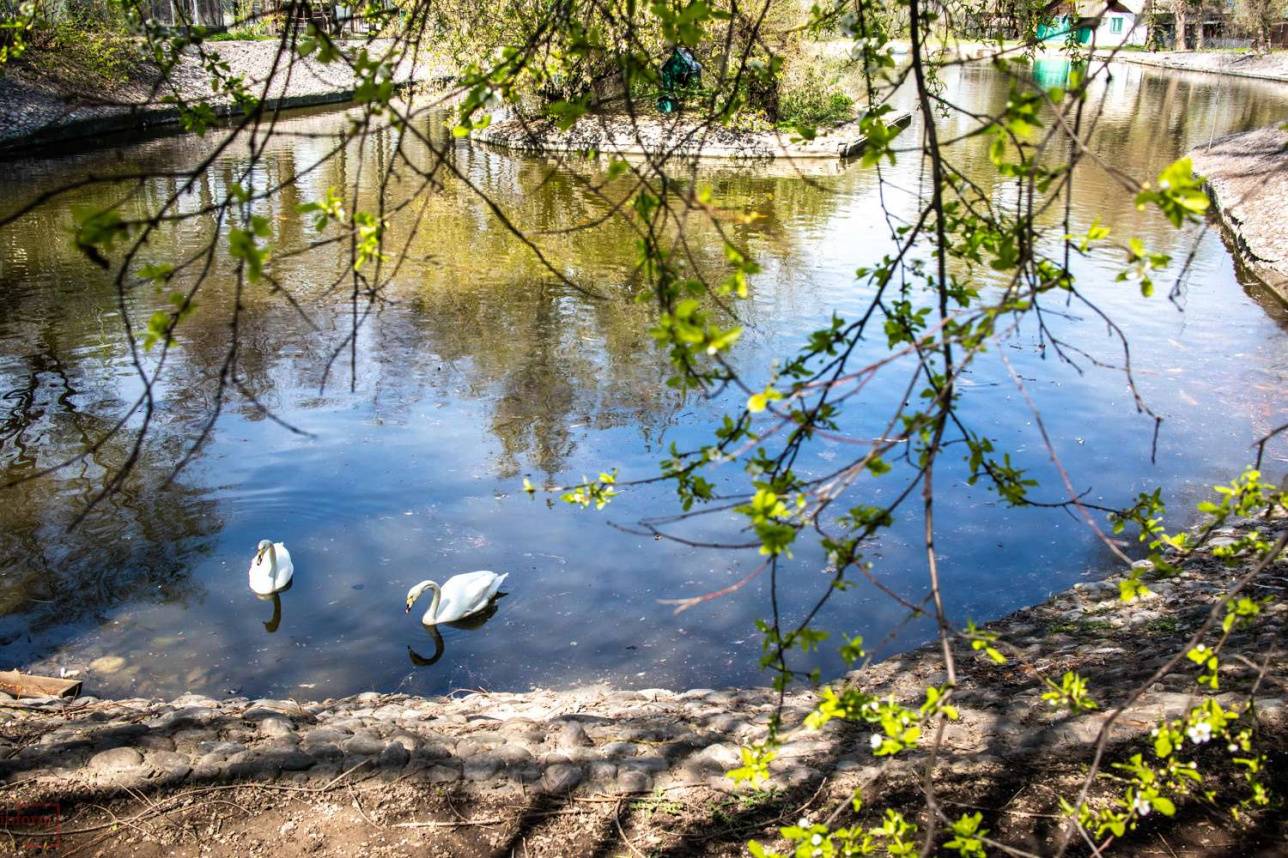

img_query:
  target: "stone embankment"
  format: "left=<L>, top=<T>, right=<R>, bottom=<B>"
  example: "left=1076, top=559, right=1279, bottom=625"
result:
left=1191, top=124, right=1288, bottom=304
left=1099, top=49, right=1288, bottom=84
left=0, top=39, right=450, bottom=155
left=0, top=514, right=1283, bottom=854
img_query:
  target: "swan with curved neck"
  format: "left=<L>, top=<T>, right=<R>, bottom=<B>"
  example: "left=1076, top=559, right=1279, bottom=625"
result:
left=249, top=539, right=294, bottom=595
left=405, top=570, right=507, bottom=625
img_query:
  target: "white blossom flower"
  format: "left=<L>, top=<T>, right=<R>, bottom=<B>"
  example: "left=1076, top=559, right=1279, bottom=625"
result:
left=798, top=817, right=811, bottom=828
left=869, top=733, right=883, bottom=751
left=1228, top=743, right=1239, bottom=752
left=1132, top=794, right=1152, bottom=816
left=810, top=834, right=824, bottom=846
left=1186, top=721, right=1212, bottom=744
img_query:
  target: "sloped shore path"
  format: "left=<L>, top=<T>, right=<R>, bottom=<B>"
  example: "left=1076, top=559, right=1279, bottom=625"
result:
left=0, top=39, right=449, bottom=155
left=0, top=512, right=1283, bottom=856
left=1191, top=124, right=1288, bottom=305
left=1099, top=50, right=1288, bottom=85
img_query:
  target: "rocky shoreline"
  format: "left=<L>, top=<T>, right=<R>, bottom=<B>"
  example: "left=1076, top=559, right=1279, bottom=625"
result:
left=0, top=512, right=1283, bottom=854
left=1191, top=124, right=1288, bottom=305
left=0, top=39, right=449, bottom=156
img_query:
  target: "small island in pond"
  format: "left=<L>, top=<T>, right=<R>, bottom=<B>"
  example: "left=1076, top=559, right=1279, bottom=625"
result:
left=473, top=112, right=913, bottom=161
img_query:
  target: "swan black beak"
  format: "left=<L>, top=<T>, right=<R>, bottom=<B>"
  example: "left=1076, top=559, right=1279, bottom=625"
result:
left=404, top=604, right=411, bottom=614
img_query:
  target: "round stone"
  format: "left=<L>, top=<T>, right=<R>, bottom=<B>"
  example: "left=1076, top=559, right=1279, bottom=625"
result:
left=89, top=656, right=126, bottom=674
left=137, top=734, right=176, bottom=752
left=600, top=742, right=638, bottom=758
left=623, top=755, right=667, bottom=773
left=616, top=769, right=651, bottom=793
left=697, top=742, right=741, bottom=768
left=274, top=749, right=314, bottom=772
left=341, top=734, right=385, bottom=756
left=463, top=756, right=501, bottom=781
left=259, top=717, right=295, bottom=739
left=378, top=743, right=410, bottom=768
left=557, top=720, right=593, bottom=748
left=496, top=745, right=533, bottom=766
left=146, top=750, right=192, bottom=782
left=301, top=728, right=348, bottom=745
left=424, top=764, right=462, bottom=783
left=90, top=747, right=144, bottom=773
left=541, top=763, right=583, bottom=793
left=301, top=742, right=341, bottom=761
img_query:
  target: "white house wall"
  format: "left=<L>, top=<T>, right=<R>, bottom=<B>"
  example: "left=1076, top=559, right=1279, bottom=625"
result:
left=1097, top=13, right=1149, bottom=46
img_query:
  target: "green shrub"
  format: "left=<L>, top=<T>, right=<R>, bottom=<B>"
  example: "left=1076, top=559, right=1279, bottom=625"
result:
left=47, top=19, right=140, bottom=86
left=8, top=0, right=142, bottom=86
left=777, top=68, right=854, bottom=129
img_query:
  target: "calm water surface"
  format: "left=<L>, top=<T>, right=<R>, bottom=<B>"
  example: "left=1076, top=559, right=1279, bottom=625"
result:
left=1, top=61, right=1286, bottom=698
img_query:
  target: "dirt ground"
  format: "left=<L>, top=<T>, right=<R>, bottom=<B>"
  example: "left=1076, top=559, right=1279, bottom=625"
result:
left=3, top=731, right=1283, bottom=858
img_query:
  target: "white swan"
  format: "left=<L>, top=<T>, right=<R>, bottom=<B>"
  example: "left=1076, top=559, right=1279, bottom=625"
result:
left=249, top=539, right=294, bottom=595
left=405, top=571, right=508, bottom=625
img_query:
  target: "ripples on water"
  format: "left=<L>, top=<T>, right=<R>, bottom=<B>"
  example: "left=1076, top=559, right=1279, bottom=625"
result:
left=0, top=61, right=1285, bottom=698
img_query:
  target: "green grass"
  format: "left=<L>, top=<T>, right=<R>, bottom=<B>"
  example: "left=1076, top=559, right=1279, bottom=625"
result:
left=1144, top=616, right=1181, bottom=634
left=630, top=788, right=684, bottom=818
left=207, top=30, right=277, bottom=42
left=708, top=788, right=782, bottom=825
left=1047, top=618, right=1116, bottom=635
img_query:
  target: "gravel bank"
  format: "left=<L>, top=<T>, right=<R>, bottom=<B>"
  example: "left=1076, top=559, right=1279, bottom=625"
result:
left=474, top=112, right=912, bottom=161
left=1099, top=49, right=1288, bottom=83
left=0, top=513, right=1283, bottom=854
left=1191, top=124, right=1288, bottom=304
left=0, top=39, right=449, bottom=155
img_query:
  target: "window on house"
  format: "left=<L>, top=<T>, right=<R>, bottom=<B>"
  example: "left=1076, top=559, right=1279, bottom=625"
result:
left=1110, top=16, right=1124, bottom=33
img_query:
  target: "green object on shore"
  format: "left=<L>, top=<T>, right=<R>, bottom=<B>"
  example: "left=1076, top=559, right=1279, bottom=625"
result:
left=1035, top=16, right=1092, bottom=45
left=657, top=46, right=701, bottom=114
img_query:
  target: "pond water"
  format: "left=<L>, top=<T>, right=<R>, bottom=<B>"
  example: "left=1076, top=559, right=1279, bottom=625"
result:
left=1, top=60, right=1286, bottom=700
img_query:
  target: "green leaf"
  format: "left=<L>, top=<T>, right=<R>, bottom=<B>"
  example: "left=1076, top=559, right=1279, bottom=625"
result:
left=138, top=262, right=175, bottom=283
left=546, top=99, right=589, bottom=131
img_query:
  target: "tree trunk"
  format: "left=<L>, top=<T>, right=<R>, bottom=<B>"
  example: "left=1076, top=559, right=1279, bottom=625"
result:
left=1173, top=4, right=1187, bottom=50
left=1143, top=0, right=1158, bottom=50
left=1193, top=2, right=1204, bottom=49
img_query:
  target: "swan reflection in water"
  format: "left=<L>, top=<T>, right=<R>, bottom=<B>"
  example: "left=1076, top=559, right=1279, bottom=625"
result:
left=256, top=579, right=293, bottom=634
left=408, top=595, right=505, bottom=667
